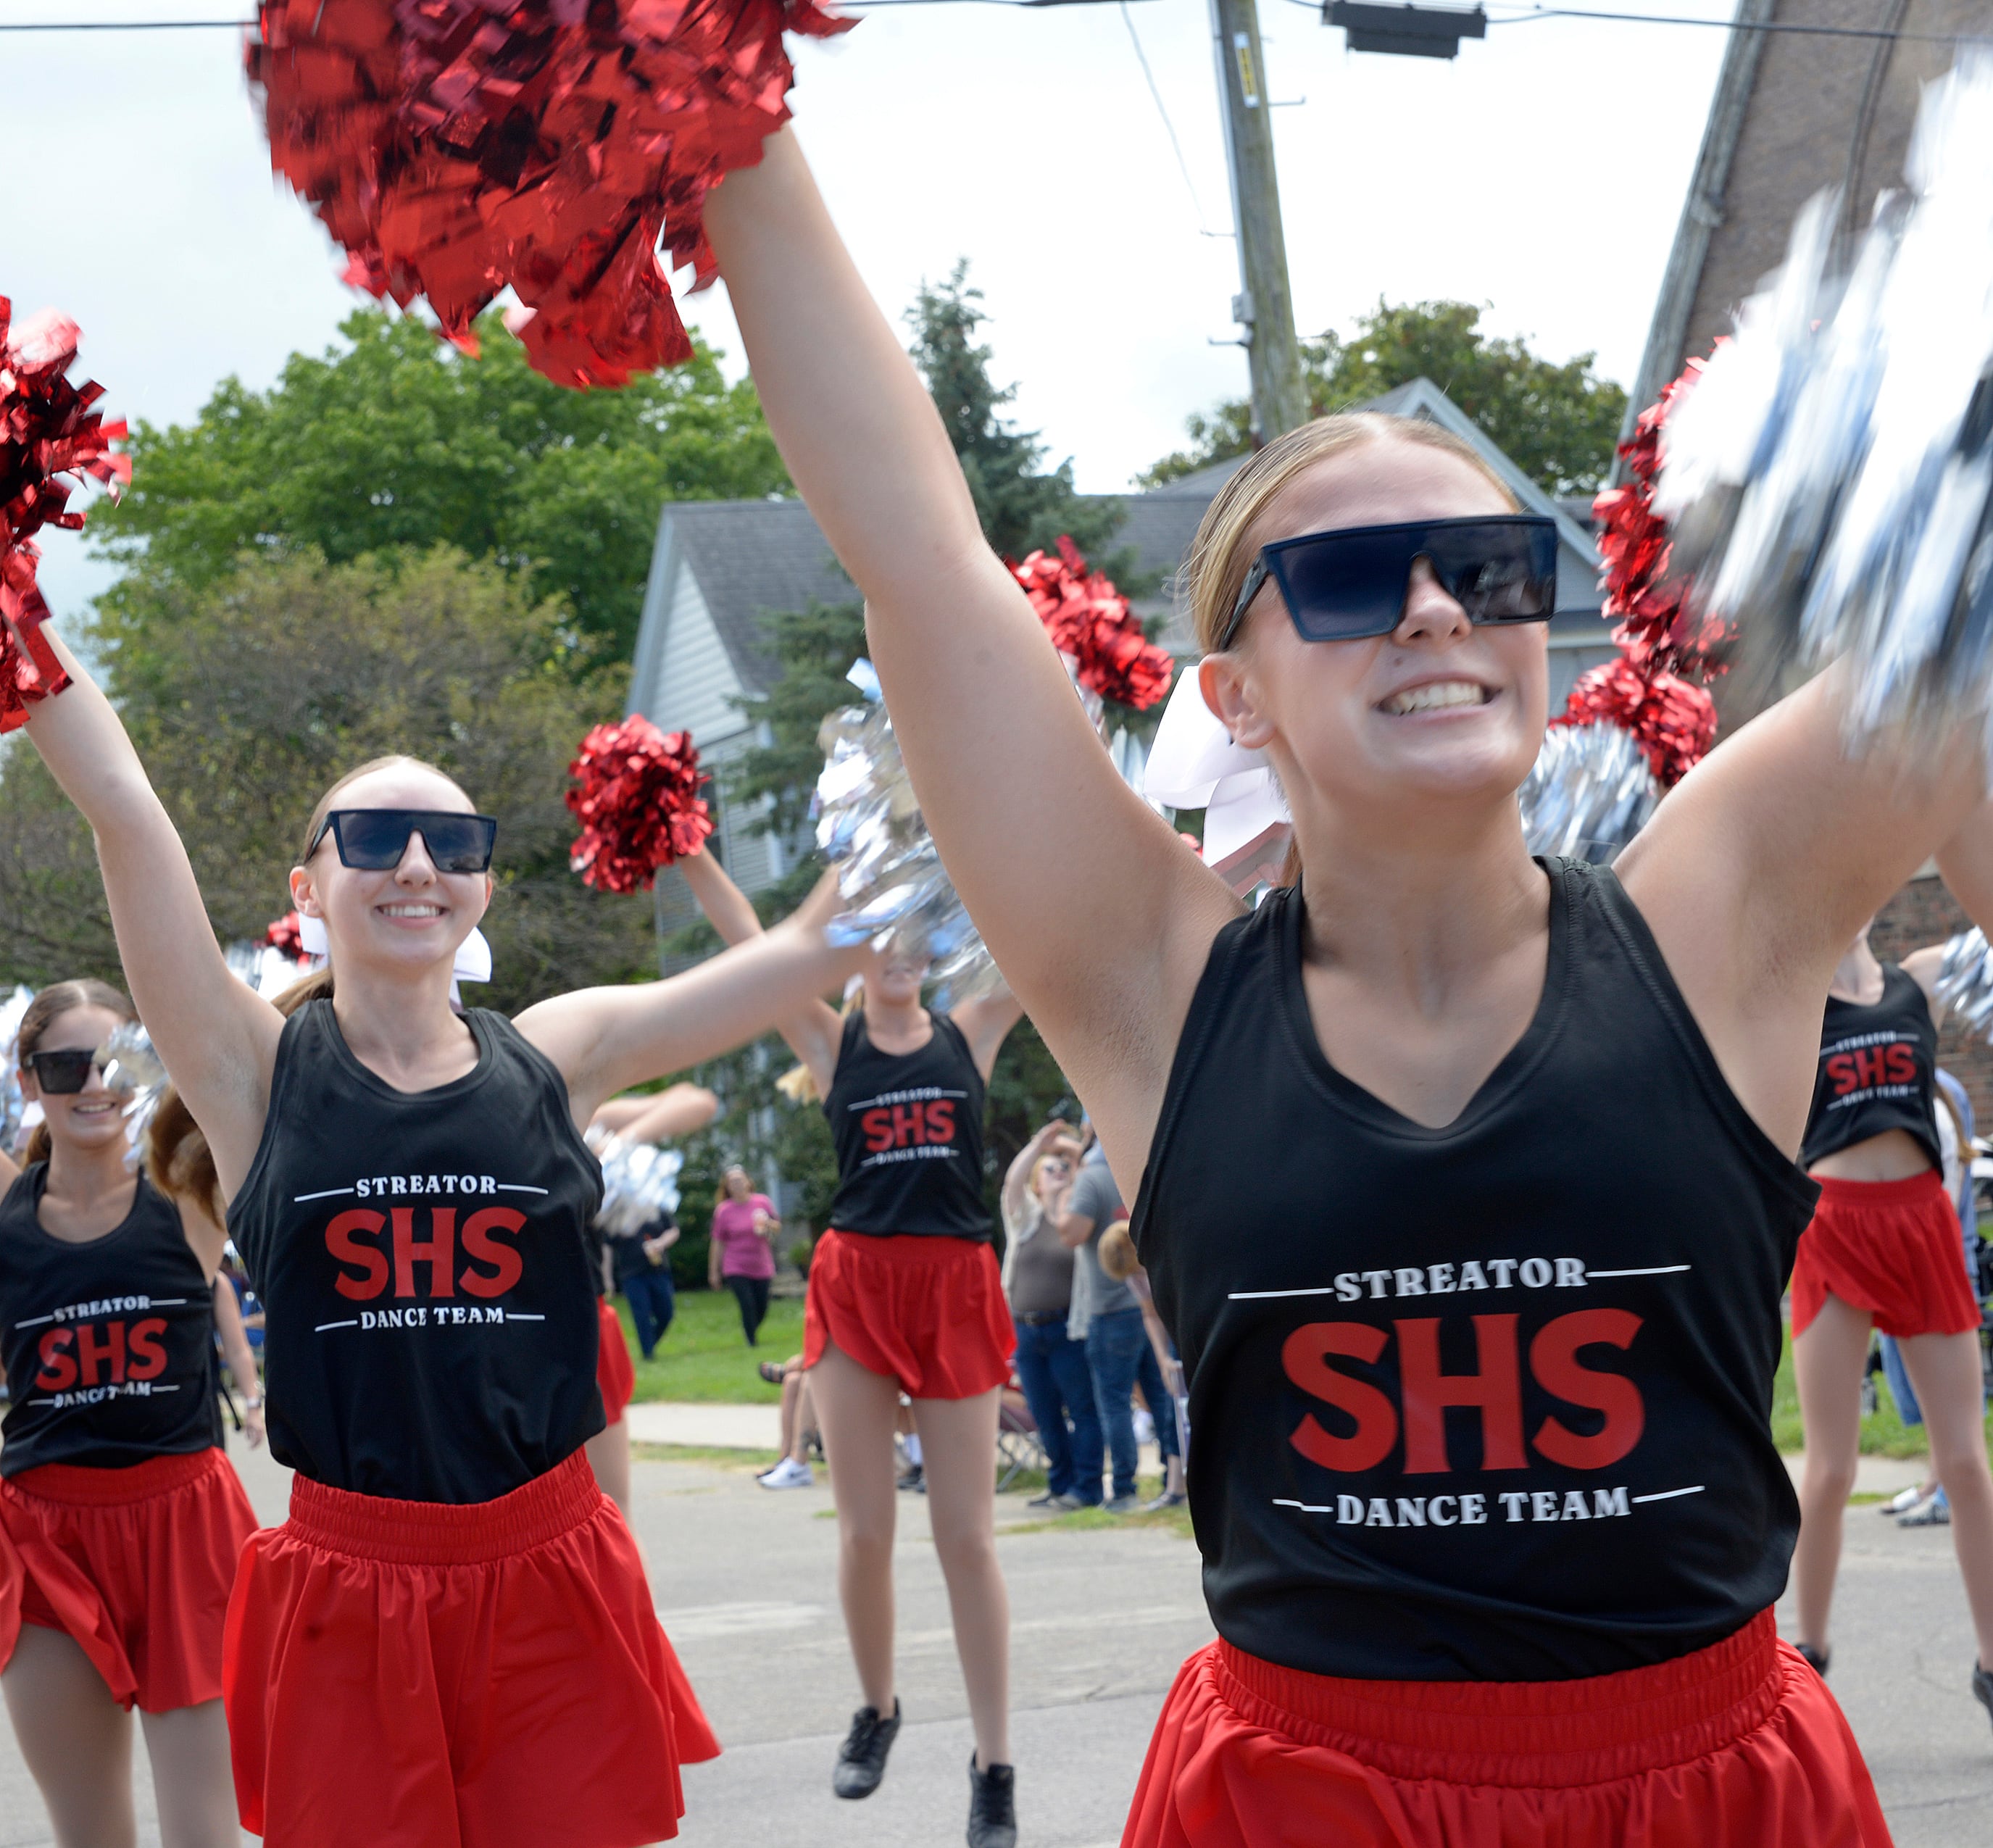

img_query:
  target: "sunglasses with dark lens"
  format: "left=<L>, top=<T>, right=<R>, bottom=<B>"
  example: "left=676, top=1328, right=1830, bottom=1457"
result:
left=305, top=809, right=499, bottom=874
left=1223, top=515, right=1560, bottom=650
left=23, top=1048, right=103, bottom=1095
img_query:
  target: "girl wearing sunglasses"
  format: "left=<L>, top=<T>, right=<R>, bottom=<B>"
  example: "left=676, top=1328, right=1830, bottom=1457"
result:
left=18, top=654, right=868, bottom=1847
left=678, top=844, right=1025, bottom=1847
left=0, top=981, right=259, bottom=1848
left=695, top=129, right=1993, bottom=1846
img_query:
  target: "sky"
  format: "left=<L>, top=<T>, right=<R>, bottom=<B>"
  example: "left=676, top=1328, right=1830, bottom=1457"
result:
left=0, top=0, right=1742, bottom=627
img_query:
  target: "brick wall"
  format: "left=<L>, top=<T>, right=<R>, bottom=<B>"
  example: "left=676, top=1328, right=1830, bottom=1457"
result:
left=1871, top=873, right=1993, bottom=1124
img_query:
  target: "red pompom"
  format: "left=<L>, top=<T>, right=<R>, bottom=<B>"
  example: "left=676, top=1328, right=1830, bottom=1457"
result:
left=567, top=715, right=713, bottom=893
left=1, top=299, right=126, bottom=731
left=264, top=911, right=307, bottom=957
left=1555, top=655, right=1716, bottom=788
left=250, top=0, right=852, bottom=390
left=1592, top=356, right=1727, bottom=678
left=1010, top=536, right=1173, bottom=712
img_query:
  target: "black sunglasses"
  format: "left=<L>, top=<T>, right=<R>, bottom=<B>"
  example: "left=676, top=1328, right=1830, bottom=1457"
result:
left=1222, top=515, right=1560, bottom=650
left=23, top=1048, right=104, bottom=1094
left=305, top=809, right=498, bottom=874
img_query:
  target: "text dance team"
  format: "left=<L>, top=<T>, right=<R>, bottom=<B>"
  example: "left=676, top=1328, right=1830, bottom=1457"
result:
left=5, top=122, right=1993, bottom=1848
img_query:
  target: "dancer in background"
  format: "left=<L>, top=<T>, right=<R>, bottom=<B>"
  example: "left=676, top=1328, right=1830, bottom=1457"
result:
left=697, top=124, right=1993, bottom=1841
left=586, top=1084, right=719, bottom=1515
left=20, top=624, right=867, bottom=1848
left=1791, top=913, right=1993, bottom=1703
left=0, top=981, right=258, bottom=1848
left=678, top=844, right=1024, bottom=1847
left=210, top=1268, right=267, bottom=1452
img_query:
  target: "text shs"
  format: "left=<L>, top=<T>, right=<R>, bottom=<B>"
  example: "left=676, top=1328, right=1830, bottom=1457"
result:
left=35, top=1315, right=171, bottom=1391
left=1822, top=1039, right=1918, bottom=1097
left=325, top=1203, right=526, bottom=1301
left=859, top=1096, right=957, bottom=1154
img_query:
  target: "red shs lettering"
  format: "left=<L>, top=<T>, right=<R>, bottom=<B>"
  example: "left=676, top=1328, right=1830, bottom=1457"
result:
left=35, top=1328, right=77, bottom=1391
left=125, top=1318, right=169, bottom=1381
left=327, top=1208, right=389, bottom=1300
left=1884, top=1042, right=1918, bottom=1084
left=76, top=1320, right=126, bottom=1387
left=393, top=1206, right=457, bottom=1299
left=861, top=1107, right=894, bottom=1152
left=1281, top=1323, right=1398, bottom=1472
left=1529, top=1309, right=1646, bottom=1468
left=459, top=1206, right=526, bottom=1298
left=1397, top=1314, right=1526, bottom=1473
left=925, top=1099, right=956, bottom=1144
left=1826, top=1053, right=1857, bottom=1096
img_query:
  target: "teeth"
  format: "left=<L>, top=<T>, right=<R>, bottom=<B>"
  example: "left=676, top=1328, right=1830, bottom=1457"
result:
left=1384, top=681, right=1487, bottom=716
left=380, top=904, right=444, bottom=917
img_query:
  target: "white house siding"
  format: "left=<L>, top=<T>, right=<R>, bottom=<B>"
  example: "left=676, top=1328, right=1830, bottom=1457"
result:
left=635, top=561, right=752, bottom=750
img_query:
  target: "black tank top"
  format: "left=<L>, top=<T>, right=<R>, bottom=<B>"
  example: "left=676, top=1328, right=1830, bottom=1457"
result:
left=823, top=1010, right=992, bottom=1240
left=1799, top=965, right=1940, bottom=1173
left=1131, top=862, right=1819, bottom=1682
left=229, top=1002, right=604, bottom=1503
left=0, top=1165, right=220, bottom=1476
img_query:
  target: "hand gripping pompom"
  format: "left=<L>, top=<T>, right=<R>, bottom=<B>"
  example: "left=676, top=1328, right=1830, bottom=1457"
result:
left=1, top=300, right=127, bottom=730
left=250, top=0, right=853, bottom=389
left=1010, top=538, right=1173, bottom=713
left=1934, top=928, right=1993, bottom=1039
left=588, top=1126, right=685, bottom=1238
left=1654, top=51, right=1993, bottom=754
left=568, top=715, right=715, bottom=894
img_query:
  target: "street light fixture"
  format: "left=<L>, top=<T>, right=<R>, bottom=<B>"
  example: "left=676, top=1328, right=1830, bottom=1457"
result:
left=1326, top=2, right=1489, bottom=58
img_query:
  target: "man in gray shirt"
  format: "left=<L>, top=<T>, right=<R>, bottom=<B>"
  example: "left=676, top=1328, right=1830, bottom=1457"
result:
left=1057, top=1136, right=1170, bottom=1511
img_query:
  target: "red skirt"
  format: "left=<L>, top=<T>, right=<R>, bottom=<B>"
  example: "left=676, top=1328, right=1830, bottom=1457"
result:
left=0, top=1447, right=257, bottom=1712
left=596, top=1296, right=636, bottom=1426
left=804, top=1228, right=1013, bottom=1399
left=1791, top=1169, right=1981, bottom=1339
left=223, top=1448, right=720, bottom=1848
left=1123, top=1612, right=1890, bottom=1848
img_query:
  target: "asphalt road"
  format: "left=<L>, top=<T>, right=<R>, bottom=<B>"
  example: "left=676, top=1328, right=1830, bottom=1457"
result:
left=3, top=1439, right=1989, bottom=1847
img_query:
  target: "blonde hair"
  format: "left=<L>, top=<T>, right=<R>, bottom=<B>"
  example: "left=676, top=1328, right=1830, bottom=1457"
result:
left=1098, top=1218, right=1139, bottom=1283
left=1184, top=413, right=1520, bottom=658
left=15, top=980, right=136, bottom=1168
left=1029, top=1152, right=1068, bottom=1196
left=775, top=982, right=865, bottom=1107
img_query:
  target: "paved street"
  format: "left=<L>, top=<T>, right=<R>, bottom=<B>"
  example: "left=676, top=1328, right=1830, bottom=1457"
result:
left=4, top=1436, right=1991, bottom=1847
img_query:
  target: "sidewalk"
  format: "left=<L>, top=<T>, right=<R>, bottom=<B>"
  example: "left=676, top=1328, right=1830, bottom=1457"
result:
left=625, top=1401, right=783, bottom=1448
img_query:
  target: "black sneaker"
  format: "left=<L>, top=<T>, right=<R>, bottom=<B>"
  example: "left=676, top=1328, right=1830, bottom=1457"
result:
left=1973, top=1660, right=1993, bottom=1735
left=897, top=1462, right=925, bottom=1493
left=967, top=1755, right=1016, bottom=1848
left=1795, top=1641, right=1831, bottom=1678
left=833, top=1699, right=902, bottom=1799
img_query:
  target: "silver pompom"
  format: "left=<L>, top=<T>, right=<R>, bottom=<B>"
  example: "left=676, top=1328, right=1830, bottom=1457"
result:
left=1518, top=723, right=1660, bottom=865
left=97, top=1022, right=167, bottom=1168
left=1934, top=928, right=1993, bottom=1038
left=1656, top=52, right=1993, bottom=752
left=225, top=942, right=313, bottom=999
left=589, top=1130, right=686, bottom=1239
left=0, top=985, right=33, bottom=1154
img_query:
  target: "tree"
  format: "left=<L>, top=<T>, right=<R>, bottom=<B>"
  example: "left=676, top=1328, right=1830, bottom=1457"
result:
left=90, top=309, right=789, bottom=662
left=0, top=548, right=653, bottom=1012
left=1141, top=300, right=1629, bottom=497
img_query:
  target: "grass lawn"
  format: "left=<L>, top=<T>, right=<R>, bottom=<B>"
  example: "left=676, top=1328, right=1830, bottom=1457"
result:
left=1771, top=1320, right=1993, bottom=1458
left=615, top=1286, right=804, bottom=1404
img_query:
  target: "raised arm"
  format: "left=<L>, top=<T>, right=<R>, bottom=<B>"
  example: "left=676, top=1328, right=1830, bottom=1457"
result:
left=704, top=133, right=1236, bottom=1183
left=954, top=991, right=1025, bottom=1081
left=1619, top=667, right=1986, bottom=1154
left=21, top=630, right=282, bottom=1183
left=211, top=1274, right=266, bottom=1449
left=594, top=1083, right=721, bottom=1145
left=677, top=848, right=844, bottom=1093
left=1001, top=1117, right=1071, bottom=1231
left=517, top=896, right=865, bottom=1128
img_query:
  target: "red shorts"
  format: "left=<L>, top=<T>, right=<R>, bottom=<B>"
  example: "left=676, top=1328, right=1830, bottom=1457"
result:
left=1792, top=1169, right=1981, bottom=1339
left=804, top=1229, right=1013, bottom=1399
left=223, top=1448, right=719, bottom=1848
left=1123, top=1612, right=1890, bottom=1847
left=596, top=1296, right=636, bottom=1426
left=0, top=1447, right=257, bottom=1712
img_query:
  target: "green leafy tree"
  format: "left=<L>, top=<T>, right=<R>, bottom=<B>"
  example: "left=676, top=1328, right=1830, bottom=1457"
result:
left=91, top=309, right=789, bottom=662
left=0, top=548, right=652, bottom=1011
left=1141, top=300, right=1628, bottom=497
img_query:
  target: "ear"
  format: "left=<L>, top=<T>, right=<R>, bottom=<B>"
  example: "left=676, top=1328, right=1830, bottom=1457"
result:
left=289, top=864, right=323, bottom=920
left=1199, top=653, right=1278, bottom=752
left=17, top=1066, right=39, bottom=1105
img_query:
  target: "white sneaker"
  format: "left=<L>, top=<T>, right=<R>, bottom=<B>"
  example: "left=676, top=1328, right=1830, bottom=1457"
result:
left=758, top=1457, right=814, bottom=1489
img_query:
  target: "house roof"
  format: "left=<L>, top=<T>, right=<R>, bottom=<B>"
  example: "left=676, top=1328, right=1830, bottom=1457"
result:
left=633, top=378, right=1609, bottom=706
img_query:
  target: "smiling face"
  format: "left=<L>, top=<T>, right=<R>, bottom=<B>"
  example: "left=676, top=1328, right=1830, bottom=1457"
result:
left=290, top=762, right=492, bottom=980
left=1199, top=436, right=1550, bottom=829
left=1030, top=1152, right=1070, bottom=1204
left=864, top=947, right=930, bottom=1010
left=723, top=1165, right=751, bottom=1201
left=20, top=1004, right=135, bottom=1160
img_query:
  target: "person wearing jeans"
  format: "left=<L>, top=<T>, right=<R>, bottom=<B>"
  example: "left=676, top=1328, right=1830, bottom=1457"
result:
left=615, top=1213, right=680, bottom=1359
left=999, top=1121, right=1103, bottom=1510
left=709, top=1165, right=779, bottom=1345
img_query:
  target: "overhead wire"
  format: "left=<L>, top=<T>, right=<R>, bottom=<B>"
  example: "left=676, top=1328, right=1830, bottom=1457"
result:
left=1118, top=0, right=1226, bottom=238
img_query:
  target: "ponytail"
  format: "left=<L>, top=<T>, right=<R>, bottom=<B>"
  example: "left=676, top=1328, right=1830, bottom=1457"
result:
left=146, top=965, right=332, bottom=1217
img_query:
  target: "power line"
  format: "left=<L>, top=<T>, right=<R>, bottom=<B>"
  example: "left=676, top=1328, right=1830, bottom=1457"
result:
left=1490, top=4, right=1993, bottom=43
left=1119, top=0, right=1223, bottom=238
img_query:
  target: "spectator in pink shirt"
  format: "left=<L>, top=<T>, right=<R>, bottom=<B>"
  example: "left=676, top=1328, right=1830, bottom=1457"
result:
left=708, top=1165, right=781, bottom=1346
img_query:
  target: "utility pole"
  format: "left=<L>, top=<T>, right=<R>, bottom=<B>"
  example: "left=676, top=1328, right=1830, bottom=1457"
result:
left=1208, top=0, right=1307, bottom=444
